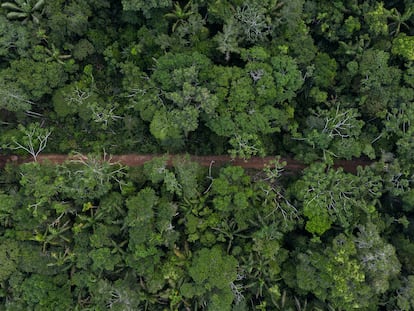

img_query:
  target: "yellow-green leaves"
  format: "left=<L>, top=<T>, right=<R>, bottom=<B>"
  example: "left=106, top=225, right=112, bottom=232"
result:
left=392, top=33, right=414, bottom=61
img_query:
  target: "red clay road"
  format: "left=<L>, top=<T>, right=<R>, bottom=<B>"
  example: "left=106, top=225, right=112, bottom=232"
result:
left=0, top=154, right=372, bottom=174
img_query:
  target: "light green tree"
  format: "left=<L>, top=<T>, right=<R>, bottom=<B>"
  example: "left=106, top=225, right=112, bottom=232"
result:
left=181, top=246, right=239, bottom=311
left=295, top=234, right=374, bottom=310
left=292, top=163, right=382, bottom=236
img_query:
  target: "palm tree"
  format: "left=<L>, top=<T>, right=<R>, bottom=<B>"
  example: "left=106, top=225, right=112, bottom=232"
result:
left=164, top=1, right=194, bottom=32
left=45, top=44, right=72, bottom=64
left=31, top=219, right=72, bottom=252
left=1, top=0, right=45, bottom=24
left=389, top=6, right=413, bottom=36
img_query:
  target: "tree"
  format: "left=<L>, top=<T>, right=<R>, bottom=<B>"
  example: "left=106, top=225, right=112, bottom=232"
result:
left=388, top=4, right=413, bottom=36
left=4, top=122, right=52, bottom=161
left=228, top=133, right=265, bottom=160
left=291, top=163, right=382, bottom=236
left=293, top=103, right=367, bottom=162
left=58, top=153, right=126, bottom=203
left=3, top=57, right=69, bottom=101
left=206, top=49, right=301, bottom=158
left=0, top=78, right=32, bottom=112
left=16, top=162, right=58, bottom=221
left=260, top=157, right=300, bottom=228
left=43, top=44, right=72, bottom=65
left=126, top=52, right=218, bottom=146
left=295, top=234, right=375, bottom=310
left=353, top=222, right=401, bottom=294
left=0, top=192, right=16, bottom=227
left=181, top=246, right=239, bottom=310
left=44, top=0, right=105, bottom=45
left=172, top=155, right=202, bottom=200
left=1, top=0, right=45, bottom=24
left=0, top=238, right=20, bottom=284
left=125, top=186, right=180, bottom=291
left=19, top=274, right=73, bottom=310
left=121, top=0, right=172, bottom=17
left=83, top=277, right=142, bottom=311
left=164, top=1, right=194, bottom=32
left=383, top=102, right=414, bottom=173
left=89, top=247, right=122, bottom=272
left=0, top=14, right=38, bottom=58
left=214, top=17, right=241, bottom=61
left=309, top=52, right=337, bottom=101
left=358, top=49, right=401, bottom=117
left=270, top=53, right=303, bottom=103
left=396, top=276, right=414, bottom=311
left=142, top=155, right=184, bottom=196
left=363, top=2, right=391, bottom=37
left=234, top=3, right=271, bottom=43
left=392, top=33, right=414, bottom=61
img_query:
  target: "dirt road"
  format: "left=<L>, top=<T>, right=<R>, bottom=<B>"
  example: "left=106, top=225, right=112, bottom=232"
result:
left=0, top=154, right=372, bottom=174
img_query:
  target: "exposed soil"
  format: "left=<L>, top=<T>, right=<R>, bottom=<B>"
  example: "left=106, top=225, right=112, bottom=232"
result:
left=0, top=154, right=373, bottom=174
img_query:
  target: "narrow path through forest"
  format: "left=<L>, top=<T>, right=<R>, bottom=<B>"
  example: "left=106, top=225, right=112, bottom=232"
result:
left=0, top=154, right=373, bottom=174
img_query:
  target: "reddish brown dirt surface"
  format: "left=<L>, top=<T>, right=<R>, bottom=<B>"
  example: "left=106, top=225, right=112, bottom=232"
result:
left=0, top=154, right=372, bottom=174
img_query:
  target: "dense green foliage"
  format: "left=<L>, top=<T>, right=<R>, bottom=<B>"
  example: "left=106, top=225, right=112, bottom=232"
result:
left=1, top=0, right=414, bottom=309
left=0, top=0, right=412, bottom=159
left=0, top=156, right=413, bottom=310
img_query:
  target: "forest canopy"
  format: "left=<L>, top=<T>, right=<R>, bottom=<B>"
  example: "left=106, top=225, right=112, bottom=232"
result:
left=0, top=0, right=414, bottom=310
